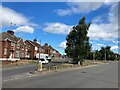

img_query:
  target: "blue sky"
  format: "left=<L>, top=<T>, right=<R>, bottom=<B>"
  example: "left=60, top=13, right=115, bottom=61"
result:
left=1, top=2, right=119, bottom=54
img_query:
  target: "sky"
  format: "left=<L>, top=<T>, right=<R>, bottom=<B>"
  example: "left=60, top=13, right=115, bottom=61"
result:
left=0, top=1, right=119, bottom=54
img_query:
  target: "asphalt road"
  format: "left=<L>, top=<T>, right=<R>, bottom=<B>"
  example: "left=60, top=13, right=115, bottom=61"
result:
left=2, top=59, right=67, bottom=80
left=2, top=61, right=118, bottom=88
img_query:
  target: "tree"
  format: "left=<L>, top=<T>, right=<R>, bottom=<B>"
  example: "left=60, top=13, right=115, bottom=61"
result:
left=65, top=17, right=91, bottom=65
left=95, top=46, right=119, bottom=61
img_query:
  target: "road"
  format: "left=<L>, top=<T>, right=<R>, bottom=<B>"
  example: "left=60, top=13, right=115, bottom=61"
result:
left=2, top=59, right=67, bottom=80
left=2, top=61, right=118, bottom=88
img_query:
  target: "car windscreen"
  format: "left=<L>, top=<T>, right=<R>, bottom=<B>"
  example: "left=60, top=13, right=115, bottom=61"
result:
left=46, top=56, right=48, bottom=58
left=40, top=59, right=45, bottom=61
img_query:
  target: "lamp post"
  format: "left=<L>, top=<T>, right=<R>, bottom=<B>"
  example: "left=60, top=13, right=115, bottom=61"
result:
left=104, top=42, right=107, bottom=62
left=92, top=47, right=95, bottom=63
left=105, top=48, right=106, bottom=62
left=38, top=47, right=40, bottom=61
left=38, top=40, right=42, bottom=71
left=38, top=40, right=41, bottom=60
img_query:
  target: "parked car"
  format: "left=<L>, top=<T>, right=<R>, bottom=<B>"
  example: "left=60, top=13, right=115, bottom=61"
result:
left=39, top=58, right=49, bottom=64
left=35, top=53, right=51, bottom=64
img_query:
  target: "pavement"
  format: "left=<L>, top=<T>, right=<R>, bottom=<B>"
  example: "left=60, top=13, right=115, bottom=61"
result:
left=2, top=61, right=118, bottom=88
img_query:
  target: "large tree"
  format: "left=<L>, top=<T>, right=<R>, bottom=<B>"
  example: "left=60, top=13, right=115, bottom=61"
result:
left=65, top=17, right=91, bottom=65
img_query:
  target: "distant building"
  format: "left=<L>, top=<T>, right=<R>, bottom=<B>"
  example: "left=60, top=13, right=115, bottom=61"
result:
left=43, top=43, right=50, bottom=55
left=42, top=43, right=61, bottom=58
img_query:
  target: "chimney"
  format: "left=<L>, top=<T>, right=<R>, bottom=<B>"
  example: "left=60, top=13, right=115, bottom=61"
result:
left=45, top=43, right=48, bottom=46
left=33, top=38, right=37, bottom=43
left=7, top=30, right=14, bottom=36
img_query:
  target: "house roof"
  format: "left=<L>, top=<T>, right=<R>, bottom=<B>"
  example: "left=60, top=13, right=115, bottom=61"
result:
left=16, top=37, right=21, bottom=42
left=27, top=40, right=42, bottom=48
left=0, top=32, right=23, bottom=43
left=49, top=45, right=54, bottom=50
left=0, top=32, right=16, bottom=42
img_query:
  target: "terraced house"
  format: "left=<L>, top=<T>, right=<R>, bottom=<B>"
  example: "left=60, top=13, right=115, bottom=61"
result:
left=25, top=38, right=45, bottom=60
left=0, top=30, right=26, bottom=60
left=0, top=30, right=61, bottom=61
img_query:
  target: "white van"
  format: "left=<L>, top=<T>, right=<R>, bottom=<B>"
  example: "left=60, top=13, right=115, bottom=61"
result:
left=35, top=53, right=51, bottom=64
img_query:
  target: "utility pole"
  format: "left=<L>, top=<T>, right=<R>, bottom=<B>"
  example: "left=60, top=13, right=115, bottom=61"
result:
left=38, top=39, right=42, bottom=71
left=38, top=40, right=41, bottom=61
left=105, top=48, right=106, bottom=62
left=93, top=47, right=95, bottom=63
left=93, top=51, right=95, bottom=63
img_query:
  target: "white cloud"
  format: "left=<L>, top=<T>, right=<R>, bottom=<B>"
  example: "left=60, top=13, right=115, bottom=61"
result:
left=91, top=43, right=105, bottom=51
left=96, top=43, right=105, bottom=47
left=55, top=2, right=103, bottom=16
left=59, top=41, right=67, bottom=49
left=56, top=9, right=72, bottom=16
left=88, top=23, right=118, bottom=40
left=88, top=3, right=118, bottom=40
left=112, top=40, right=118, bottom=44
left=13, top=26, right=34, bottom=33
left=111, top=46, right=119, bottom=50
left=43, top=22, right=72, bottom=34
left=0, top=5, right=37, bottom=27
left=92, top=16, right=104, bottom=23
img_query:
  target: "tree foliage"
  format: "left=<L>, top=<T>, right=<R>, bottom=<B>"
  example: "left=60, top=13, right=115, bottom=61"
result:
left=65, top=17, right=91, bottom=64
left=93, top=46, right=120, bottom=61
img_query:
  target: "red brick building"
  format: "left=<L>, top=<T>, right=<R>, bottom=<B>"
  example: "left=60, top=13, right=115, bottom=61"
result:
left=16, top=38, right=26, bottom=59
left=0, top=30, right=26, bottom=60
left=42, top=43, right=61, bottom=58
left=42, top=43, right=50, bottom=55
left=0, top=30, right=61, bottom=60
left=25, top=38, right=44, bottom=60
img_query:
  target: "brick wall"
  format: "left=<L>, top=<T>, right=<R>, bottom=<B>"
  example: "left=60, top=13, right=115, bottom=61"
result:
left=25, top=40, right=35, bottom=60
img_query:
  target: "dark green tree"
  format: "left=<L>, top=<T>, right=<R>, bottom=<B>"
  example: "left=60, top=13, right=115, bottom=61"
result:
left=95, top=46, right=118, bottom=61
left=65, top=17, right=91, bottom=65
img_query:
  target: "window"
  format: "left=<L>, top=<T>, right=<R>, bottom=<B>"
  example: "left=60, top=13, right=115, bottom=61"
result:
left=21, top=52, right=24, bottom=58
left=11, top=42, right=15, bottom=46
left=17, top=43, right=20, bottom=46
left=16, top=44, right=20, bottom=49
left=22, top=46, right=24, bottom=50
left=4, top=49, right=7, bottom=55
left=15, top=51, right=19, bottom=58
left=35, top=47, right=38, bottom=51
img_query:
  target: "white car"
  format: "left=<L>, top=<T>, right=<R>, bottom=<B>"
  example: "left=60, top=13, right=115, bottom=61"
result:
left=36, top=53, right=51, bottom=64
left=39, top=58, right=49, bottom=64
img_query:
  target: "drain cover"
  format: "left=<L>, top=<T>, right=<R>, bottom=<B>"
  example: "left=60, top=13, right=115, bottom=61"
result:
left=81, top=71, right=87, bottom=73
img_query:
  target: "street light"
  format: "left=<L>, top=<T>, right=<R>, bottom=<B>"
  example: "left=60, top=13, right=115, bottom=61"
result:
left=38, top=40, right=41, bottom=61
left=105, top=48, right=106, bottom=62
left=104, top=42, right=107, bottom=62
left=92, top=47, right=95, bottom=63
left=38, top=40, right=42, bottom=71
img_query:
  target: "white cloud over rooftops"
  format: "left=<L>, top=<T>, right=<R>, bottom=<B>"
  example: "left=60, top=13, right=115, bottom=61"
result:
left=13, top=26, right=34, bottom=34
left=43, top=22, right=72, bottom=35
